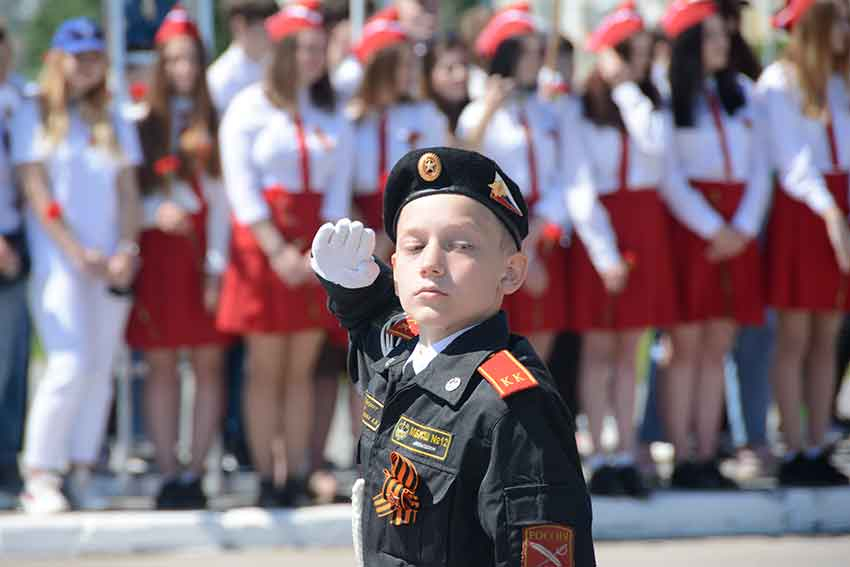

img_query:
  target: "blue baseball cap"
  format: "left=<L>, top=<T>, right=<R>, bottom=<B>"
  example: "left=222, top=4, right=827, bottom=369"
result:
left=51, top=17, right=106, bottom=54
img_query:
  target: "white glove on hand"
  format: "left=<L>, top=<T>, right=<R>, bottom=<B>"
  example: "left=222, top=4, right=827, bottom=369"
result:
left=311, top=218, right=380, bottom=289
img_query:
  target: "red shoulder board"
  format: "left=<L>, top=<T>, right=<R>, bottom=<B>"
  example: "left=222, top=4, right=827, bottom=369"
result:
left=478, top=350, right=539, bottom=399
left=388, top=317, right=419, bottom=340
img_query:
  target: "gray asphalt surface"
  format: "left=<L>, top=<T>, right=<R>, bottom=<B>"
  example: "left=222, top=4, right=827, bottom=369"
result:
left=7, top=536, right=850, bottom=567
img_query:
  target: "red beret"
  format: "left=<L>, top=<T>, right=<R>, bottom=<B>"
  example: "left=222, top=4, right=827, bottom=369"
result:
left=354, top=8, right=407, bottom=63
left=474, top=2, right=537, bottom=59
left=265, top=1, right=324, bottom=43
left=154, top=5, right=201, bottom=45
left=662, top=0, right=718, bottom=38
left=586, top=0, right=644, bottom=52
left=772, top=0, right=816, bottom=29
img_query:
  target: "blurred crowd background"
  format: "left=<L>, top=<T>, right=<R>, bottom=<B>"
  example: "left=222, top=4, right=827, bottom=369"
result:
left=0, top=0, right=849, bottom=519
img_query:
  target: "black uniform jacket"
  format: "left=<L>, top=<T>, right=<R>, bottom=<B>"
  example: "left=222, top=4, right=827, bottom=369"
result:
left=320, top=262, right=595, bottom=567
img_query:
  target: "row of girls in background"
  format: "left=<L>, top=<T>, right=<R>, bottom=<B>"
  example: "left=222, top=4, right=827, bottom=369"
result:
left=562, top=0, right=850, bottom=495
left=5, top=0, right=850, bottom=514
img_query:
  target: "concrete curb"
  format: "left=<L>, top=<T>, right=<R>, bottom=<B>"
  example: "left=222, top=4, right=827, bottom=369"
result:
left=1, top=489, right=849, bottom=556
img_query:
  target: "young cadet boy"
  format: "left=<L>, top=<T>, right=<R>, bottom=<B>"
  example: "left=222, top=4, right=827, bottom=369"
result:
left=311, top=147, right=595, bottom=567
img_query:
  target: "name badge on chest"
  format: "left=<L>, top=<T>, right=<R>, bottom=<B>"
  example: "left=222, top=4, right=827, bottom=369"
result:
left=361, top=393, right=384, bottom=432
left=391, top=415, right=453, bottom=462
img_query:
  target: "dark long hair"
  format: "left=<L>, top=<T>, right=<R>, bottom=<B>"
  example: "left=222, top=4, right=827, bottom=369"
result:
left=716, top=0, right=762, bottom=80
left=137, top=34, right=221, bottom=195
left=668, top=21, right=745, bottom=128
left=423, top=33, right=469, bottom=134
left=488, top=36, right=522, bottom=78
left=582, top=37, right=662, bottom=128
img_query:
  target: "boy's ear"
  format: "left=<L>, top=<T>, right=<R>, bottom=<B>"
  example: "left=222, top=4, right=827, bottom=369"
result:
left=501, top=251, right=528, bottom=295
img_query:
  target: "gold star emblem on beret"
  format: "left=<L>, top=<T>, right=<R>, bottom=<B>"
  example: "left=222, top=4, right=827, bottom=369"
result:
left=417, top=152, right=442, bottom=182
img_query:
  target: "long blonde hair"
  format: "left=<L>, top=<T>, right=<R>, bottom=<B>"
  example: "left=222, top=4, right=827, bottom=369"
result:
left=784, top=0, right=850, bottom=119
left=38, top=49, right=120, bottom=154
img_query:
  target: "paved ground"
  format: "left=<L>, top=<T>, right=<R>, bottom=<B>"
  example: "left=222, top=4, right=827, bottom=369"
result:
left=9, top=536, right=850, bottom=567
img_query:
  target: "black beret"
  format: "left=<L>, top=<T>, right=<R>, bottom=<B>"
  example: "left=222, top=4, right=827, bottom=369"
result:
left=383, top=147, right=529, bottom=249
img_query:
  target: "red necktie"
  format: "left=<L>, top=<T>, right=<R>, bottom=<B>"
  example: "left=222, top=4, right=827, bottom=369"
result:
left=518, top=108, right=540, bottom=206
left=378, top=111, right=388, bottom=193
left=705, top=91, right=733, bottom=182
left=293, top=113, right=312, bottom=193
left=618, top=128, right=629, bottom=191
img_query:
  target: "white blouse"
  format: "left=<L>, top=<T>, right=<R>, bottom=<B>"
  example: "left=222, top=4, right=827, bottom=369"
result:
left=457, top=94, right=563, bottom=225
left=664, top=75, right=771, bottom=239
left=207, top=44, right=266, bottom=114
left=756, top=61, right=848, bottom=214
left=558, top=83, right=700, bottom=270
left=350, top=101, right=447, bottom=195
left=219, top=84, right=354, bottom=227
left=11, top=97, right=143, bottom=267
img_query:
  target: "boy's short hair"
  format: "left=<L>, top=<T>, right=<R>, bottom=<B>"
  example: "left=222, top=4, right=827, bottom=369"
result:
left=383, top=147, right=529, bottom=250
left=221, top=0, right=278, bottom=23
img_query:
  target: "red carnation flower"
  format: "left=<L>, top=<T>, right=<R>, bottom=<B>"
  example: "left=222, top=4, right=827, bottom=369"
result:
left=45, top=201, right=63, bottom=221
left=129, top=81, right=148, bottom=103
left=154, top=155, right=181, bottom=176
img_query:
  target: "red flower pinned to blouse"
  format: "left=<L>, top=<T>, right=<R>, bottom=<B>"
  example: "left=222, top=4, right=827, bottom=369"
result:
left=154, top=154, right=182, bottom=177
left=406, top=131, right=421, bottom=147
left=129, top=81, right=148, bottom=103
left=44, top=201, right=63, bottom=222
left=541, top=222, right=563, bottom=245
left=622, top=250, right=638, bottom=270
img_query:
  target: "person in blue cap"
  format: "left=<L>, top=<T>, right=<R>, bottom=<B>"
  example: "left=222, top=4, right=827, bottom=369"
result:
left=11, top=17, right=143, bottom=514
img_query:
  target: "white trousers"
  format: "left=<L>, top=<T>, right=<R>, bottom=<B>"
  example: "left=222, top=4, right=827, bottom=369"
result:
left=24, top=264, right=130, bottom=471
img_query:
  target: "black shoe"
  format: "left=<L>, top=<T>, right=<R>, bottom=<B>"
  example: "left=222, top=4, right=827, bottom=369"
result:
left=174, top=477, right=208, bottom=509
left=617, top=465, right=650, bottom=499
left=278, top=476, right=312, bottom=507
left=697, top=460, right=738, bottom=490
left=256, top=478, right=280, bottom=508
left=778, top=453, right=812, bottom=487
left=806, top=452, right=850, bottom=486
left=155, top=479, right=182, bottom=510
left=670, top=461, right=702, bottom=489
left=589, top=465, right=625, bottom=496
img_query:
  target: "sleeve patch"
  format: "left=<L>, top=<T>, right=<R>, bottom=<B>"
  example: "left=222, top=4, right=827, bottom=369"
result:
left=522, top=524, right=574, bottom=567
left=478, top=350, right=539, bottom=399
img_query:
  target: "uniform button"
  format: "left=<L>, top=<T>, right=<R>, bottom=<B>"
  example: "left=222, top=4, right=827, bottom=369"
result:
left=445, top=377, right=462, bottom=392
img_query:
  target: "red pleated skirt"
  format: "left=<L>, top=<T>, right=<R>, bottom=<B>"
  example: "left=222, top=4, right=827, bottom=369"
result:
left=502, top=235, right=569, bottom=335
left=565, top=188, right=678, bottom=331
left=767, top=171, right=850, bottom=312
left=217, top=189, right=334, bottom=334
left=669, top=180, right=764, bottom=325
left=126, top=215, right=232, bottom=350
left=353, top=192, right=383, bottom=231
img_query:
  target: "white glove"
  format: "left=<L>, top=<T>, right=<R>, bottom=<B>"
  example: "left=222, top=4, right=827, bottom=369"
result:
left=311, top=218, right=380, bottom=289
left=351, top=478, right=366, bottom=567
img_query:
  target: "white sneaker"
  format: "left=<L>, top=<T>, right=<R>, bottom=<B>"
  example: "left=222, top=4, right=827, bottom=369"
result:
left=21, top=474, right=70, bottom=515
left=66, top=469, right=111, bottom=511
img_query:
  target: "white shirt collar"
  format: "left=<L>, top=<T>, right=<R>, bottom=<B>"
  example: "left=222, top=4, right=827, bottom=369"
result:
left=405, top=322, right=481, bottom=375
